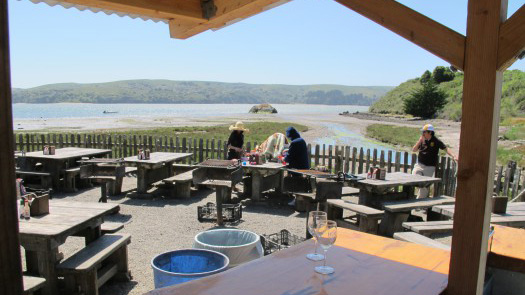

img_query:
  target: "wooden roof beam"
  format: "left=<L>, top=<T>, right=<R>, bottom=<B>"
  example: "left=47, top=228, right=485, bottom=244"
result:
left=335, top=0, right=466, bottom=70
left=498, top=4, right=525, bottom=70
left=61, top=0, right=206, bottom=21
left=169, top=0, right=290, bottom=39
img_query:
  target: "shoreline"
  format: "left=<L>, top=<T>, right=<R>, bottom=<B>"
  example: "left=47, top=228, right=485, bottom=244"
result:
left=13, top=112, right=463, bottom=156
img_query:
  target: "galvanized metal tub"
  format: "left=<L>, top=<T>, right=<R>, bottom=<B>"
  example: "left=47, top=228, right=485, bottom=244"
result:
left=193, top=229, right=264, bottom=267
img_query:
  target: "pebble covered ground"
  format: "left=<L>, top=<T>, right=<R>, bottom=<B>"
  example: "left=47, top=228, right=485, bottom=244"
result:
left=46, top=176, right=307, bottom=295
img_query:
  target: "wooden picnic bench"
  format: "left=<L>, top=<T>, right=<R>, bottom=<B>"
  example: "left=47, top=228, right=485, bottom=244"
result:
left=293, top=179, right=343, bottom=212
left=379, top=196, right=455, bottom=237
left=81, top=164, right=125, bottom=202
left=162, top=169, right=196, bottom=198
left=57, top=233, right=131, bottom=295
left=326, top=199, right=384, bottom=234
left=402, top=220, right=454, bottom=236
left=15, top=170, right=52, bottom=188
left=100, top=221, right=125, bottom=235
left=393, top=232, right=451, bottom=250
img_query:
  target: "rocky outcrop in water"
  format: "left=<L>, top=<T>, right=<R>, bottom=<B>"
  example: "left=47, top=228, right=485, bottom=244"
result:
left=249, top=103, right=278, bottom=114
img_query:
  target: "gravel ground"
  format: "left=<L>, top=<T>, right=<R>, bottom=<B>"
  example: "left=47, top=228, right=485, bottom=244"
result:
left=40, top=176, right=306, bottom=295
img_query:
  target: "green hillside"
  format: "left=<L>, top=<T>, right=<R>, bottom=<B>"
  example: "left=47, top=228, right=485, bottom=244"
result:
left=369, top=69, right=525, bottom=121
left=12, top=80, right=392, bottom=106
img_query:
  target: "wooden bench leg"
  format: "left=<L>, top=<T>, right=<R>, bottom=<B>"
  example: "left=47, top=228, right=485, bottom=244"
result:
left=113, top=243, right=132, bottom=281
left=77, top=270, right=98, bottom=295
left=358, top=216, right=379, bottom=234
left=64, top=174, right=77, bottom=192
left=109, top=176, right=123, bottom=196
left=379, top=211, right=410, bottom=237
left=175, top=182, right=191, bottom=199
left=99, top=182, right=108, bottom=203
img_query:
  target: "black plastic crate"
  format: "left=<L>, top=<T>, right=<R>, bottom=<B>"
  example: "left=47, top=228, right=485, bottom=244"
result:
left=197, top=202, right=242, bottom=223
left=260, top=229, right=305, bottom=255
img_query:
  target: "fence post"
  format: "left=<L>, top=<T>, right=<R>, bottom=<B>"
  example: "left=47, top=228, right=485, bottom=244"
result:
left=328, top=145, right=333, bottom=171
left=365, top=149, right=370, bottom=172
left=211, top=139, right=215, bottom=159
left=314, top=145, right=320, bottom=167
left=358, top=148, right=364, bottom=174
left=170, top=137, right=174, bottom=153
left=344, top=146, right=350, bottom=173
left=372, top=149, right=377, bottom=166
left=205, top=139, right=209, bottom=159
left=395, top=152, right=401, bottom=172
left=199, top=138, right=204, bottom=163
left=379, top=150, right=385, bottom=168
left=307, top=143, right=312, bottom=167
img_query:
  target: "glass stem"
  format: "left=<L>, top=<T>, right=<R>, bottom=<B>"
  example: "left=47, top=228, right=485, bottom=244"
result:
left=314, top=237, right=318, bottom=254
left=323, top=249, right=328, bottom=267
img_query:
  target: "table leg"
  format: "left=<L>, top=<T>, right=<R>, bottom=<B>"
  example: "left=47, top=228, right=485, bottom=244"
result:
left=403, top=186, right=416, bottom=199
left=136, top=166, right=149, bottom=194
left=251, top=171, right=262, bottom=201
left=276, top=170, right=284, bottom=196
left=25, top=248, right=58, bottom=295
left=84, top=226, right=102, bottom=245
left=216, top=187, right=225, bottom=225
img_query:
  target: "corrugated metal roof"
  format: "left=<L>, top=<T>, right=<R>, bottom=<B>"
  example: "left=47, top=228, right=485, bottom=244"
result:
left=24, top=0, right=168, bottom=23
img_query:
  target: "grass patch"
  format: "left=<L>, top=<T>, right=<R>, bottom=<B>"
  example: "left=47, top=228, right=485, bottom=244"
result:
left=497, top=146, right=525, bottom=167
left=502, top=124, right=525, bottom=141
left=15, top=122, right=308, bottom=145
left=366, top=124, right=420, bottom=147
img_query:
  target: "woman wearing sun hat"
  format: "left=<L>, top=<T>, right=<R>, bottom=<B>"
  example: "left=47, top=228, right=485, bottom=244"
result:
left=227, top=121, right=249, bottom=160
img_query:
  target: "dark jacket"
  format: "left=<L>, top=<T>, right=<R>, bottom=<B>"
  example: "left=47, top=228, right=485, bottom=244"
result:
left=284, top=127, right=310, bottom=169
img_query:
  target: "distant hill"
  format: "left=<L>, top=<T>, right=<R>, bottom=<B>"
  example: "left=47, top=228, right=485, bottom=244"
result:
left=12, top=80, right=393, bottom=106
left=369, top=69, right=525, bottom=121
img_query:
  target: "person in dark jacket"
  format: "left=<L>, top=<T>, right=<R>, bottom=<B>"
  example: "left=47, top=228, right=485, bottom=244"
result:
left=284, top=126, right=310, bottom=169
left=227, top=121, right=249, bottom=160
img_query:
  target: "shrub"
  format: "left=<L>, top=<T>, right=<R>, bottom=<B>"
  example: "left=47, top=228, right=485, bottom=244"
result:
left=404, top=82, right=447, bottom=118
left=432, top=66, right=455, bottom=83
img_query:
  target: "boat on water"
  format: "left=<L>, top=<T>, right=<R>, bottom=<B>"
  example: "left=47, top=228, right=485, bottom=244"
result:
left=103, top=110, right=118, bottom=114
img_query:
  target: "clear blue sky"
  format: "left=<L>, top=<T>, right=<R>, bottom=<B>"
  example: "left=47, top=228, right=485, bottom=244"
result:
left=7, top=0, right=524, bottom=88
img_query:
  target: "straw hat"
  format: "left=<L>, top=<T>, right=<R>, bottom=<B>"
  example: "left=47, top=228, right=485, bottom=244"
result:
left=229, top=121, right=249, bottom=132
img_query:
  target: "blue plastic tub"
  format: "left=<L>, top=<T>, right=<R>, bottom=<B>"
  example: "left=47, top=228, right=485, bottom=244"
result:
left=151, top=249, right=229, bottom=289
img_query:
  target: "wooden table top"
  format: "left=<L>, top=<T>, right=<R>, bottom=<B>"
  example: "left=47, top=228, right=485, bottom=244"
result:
left=123, top=152, right=193, bottom=165
left=242, top=162, right=285, bottom=170
left=488, top=224, right=525, bottom=273
left=433, top=202, right=525, bottom=222
left=18, top=200, right=119, bottom=240
left=18, top=147, right=111, bottom=160
left=356, top=172, right=441, bottom=189
left=147, top=228, right=450, bottom=295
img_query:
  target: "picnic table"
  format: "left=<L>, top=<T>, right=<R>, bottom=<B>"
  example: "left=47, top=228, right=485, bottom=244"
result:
left=351, top=172, right=441, bottom=208
left=18, top=200, right=119, bottom=295
left=123, top=152, right=193, bottom=197
left=241, top=162, right=285, bottom=201
left=432, top=202, right=525, bottom=227
left=16, top=147, right=111, bottom=190
left=146, top=228, right=450, bottom=295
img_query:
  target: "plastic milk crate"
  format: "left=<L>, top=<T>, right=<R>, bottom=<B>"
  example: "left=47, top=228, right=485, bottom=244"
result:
left=260, top=230, right=306, bottom=255
left=197, top=202, right=242, bottom=223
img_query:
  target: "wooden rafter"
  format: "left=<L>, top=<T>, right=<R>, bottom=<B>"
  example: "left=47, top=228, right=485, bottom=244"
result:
left=335, top=0, right=466, bottom=70
left=498, top=4, right=525, bottom=70
left=60, top=0, right=206, bottom=21
left=169, top=0, right=289, bottom=39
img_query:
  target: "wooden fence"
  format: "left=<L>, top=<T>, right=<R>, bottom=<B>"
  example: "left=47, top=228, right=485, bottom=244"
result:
left=13, top=132, right=524, bottom=199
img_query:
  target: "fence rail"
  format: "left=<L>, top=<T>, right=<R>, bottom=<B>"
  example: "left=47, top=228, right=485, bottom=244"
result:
left=14, top=132, right=524, bottom=199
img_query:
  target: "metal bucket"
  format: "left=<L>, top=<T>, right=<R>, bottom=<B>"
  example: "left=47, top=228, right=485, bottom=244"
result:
left=151, top=249, right=229, bottom=289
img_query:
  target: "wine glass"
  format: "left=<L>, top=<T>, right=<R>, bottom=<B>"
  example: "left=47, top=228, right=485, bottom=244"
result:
left=315, top=220, right=337, bottom=275
left=306, top=211, right=327, bottom=261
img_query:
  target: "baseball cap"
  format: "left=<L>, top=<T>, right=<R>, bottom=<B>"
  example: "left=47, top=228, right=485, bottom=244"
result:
left=421, top=124, right=435, bottom=132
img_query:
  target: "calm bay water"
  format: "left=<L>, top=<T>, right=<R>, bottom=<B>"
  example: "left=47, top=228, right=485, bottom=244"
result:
left=12, top=103, right=369, bottom=119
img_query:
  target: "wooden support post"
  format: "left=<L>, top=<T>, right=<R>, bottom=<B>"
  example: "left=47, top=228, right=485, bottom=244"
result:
left=448, top=0, right=507, bottom=294
left=0, top=0, right=23, bottom=293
